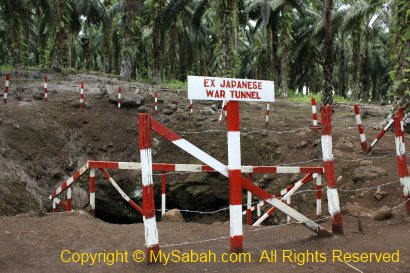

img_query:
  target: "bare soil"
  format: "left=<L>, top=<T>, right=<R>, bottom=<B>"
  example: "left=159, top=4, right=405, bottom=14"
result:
left=0, top=212, right=409, bottom=273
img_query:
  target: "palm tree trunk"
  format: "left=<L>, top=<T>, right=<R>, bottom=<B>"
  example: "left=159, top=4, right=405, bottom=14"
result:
left=270, top=20, right=279, bottom=83
left=120, top=0, right=140, bottom=80
left=120, top=18, right=132, bottom=80
left=351, top=31, right=360, bottom=100
left=152, top=0, right=165, bottom=83
left=321, top=0, right=334, bottom=106
left=103, top=26, right=112, bottom=74
left=52, top=0, right=65, bottom=72
left=213, top=0, right=240, bottom=78
left=280, top=49, right=290, bottom=97
left=360, top=40, right=370, bottom=101
left=10, top=27, right=23, bottom=68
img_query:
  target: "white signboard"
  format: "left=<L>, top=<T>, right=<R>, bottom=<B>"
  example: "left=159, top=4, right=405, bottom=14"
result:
left=188, top=76, right=275, bottom=102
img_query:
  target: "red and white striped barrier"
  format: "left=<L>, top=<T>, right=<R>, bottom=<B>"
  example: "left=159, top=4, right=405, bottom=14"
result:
left=161, top=171, right=166, bottom=215
left=311, top=98, right=318, bottom=132
left=154, top=92, right=158, bottom=114
left=256, top=203, right=261, bottom=218
left=250, top=173, right=315, bottom=226
left=80, top=82, right=84, bottom=109
left=218, top=101, right=227, bottom=126
left=394, top=108, right=410, bottom=216
left=240, top=175, right=329, bottom=235
left=49, top=163, right=89, bottom=200
left=52, top=197, right=68, bottom=212
left=4, top=73, right=10, bottom=103
left=117, top=87, right=122, bottom=111
left=89, top=169, right=96, bottom=215
left=265, top=103, right=270, bottom=126
left=321, top=105, right=343, bottom=233
left=244, top=173, right=316, bottom=215
left=354, top=104, right=367, bottom=151
left=246, top=174, right=252, bottom=225
left=138, top=113, right=160, bottom=258
left=87, top=160, right=323, bottom=221
left=189, top=100, right=193, bottom=114
left=149, top=114, right=330, bottom=239
left=366, top=119, right=394, bottom=154
left=100, top=168, right=143, bottom=215
left=316, top=174, right=322, bottom=217
left=67, top=187, right=72, bottom=211
left=44, top=75, right=48, bottom=101
left=286, top=196, right=292, bottom=223
left=50, top=164, right=144, bottom=216
left=87, top=160, right=324, bottom=174
left=226, top=101, right=243, bottom=252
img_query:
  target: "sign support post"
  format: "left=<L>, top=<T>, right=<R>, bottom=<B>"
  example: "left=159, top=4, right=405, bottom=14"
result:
left=188, top=75, right=275, bottom=253
left=226, top=101, right=243, bottom=252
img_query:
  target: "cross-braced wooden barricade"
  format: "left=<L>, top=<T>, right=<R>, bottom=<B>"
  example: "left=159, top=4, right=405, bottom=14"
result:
left=49, top=104, right=344, bottom=256
left=137, top=103, right=343, bottom=253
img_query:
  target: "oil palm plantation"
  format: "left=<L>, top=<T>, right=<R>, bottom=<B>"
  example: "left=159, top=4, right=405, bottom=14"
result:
left=0, top=0, right=405, bottom=108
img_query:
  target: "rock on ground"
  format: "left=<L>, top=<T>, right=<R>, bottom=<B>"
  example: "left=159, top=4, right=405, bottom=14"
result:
left=373, top=190, right=388, bottom=201
left=374, top=206, right=393, bottom=221
left=161, top=209, right=185, bottom=222
left=352, top=166, right=387, bottom=183
left=108, top=92, right=145, bottom=108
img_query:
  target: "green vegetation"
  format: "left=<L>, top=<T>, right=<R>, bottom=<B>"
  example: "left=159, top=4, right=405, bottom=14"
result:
left=0, top=0, right=408, bottom=107
left=288, top=92, right=352, bottom=104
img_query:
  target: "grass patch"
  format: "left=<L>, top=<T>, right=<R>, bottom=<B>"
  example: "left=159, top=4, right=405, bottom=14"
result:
left=288, top=92, right=353, bottom=104
left=160, top=80, right=187, bottom=91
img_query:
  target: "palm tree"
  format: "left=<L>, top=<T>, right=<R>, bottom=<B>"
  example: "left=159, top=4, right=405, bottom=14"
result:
left=100, top=0, right=121, bottom=73
left=341, top=0, right=386, bottom=100
left=247, top=0, right=306, bottom=96
left=120, top=0, right=142, bottom=80
left=35, top=0, right=83, bottom=71
left=212, top=0, right=241, bottom=78
left=0, top=0, right=32, bottom=68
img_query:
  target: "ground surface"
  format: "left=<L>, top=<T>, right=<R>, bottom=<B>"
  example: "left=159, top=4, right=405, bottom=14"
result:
left=0, top=71, right=409, bottom=272
left=0, top=212, right=409, bottom=273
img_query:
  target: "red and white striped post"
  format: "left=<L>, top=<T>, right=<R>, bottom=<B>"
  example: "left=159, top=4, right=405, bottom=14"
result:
left=4, top=73, right=10, bottom=103
left=394, top=108, right=410, bottom=216
left=80, top=82, right=84, bottom=109
left=138, top=113, right=160, bottom=258
left=226, top=101, right=243, bottom=252
left=367, top=119, right=394, bottom=154
left=311, top=97, right=318, bottom=132
left=321, top=105, right=343, bottom=233
left=218, top=101, right=227, bottom=126
left=44, top=75, right=48, bottom=101
left=161, top=171, right=166, bottom=216
left=52, top=199, right=57, bottom=212
left=316, top=174, right=322, bottom=217
left=67, top=187, right=72, bottom=211
left=189, top=100, right=193, bottom=114
left=265, top=103, right=270, bottom=126
left=89, top=169, right=96, bottom=215
left=256, top=203, right=261, bottom=218
left=117, top=87, right=122, bottom=112
left=286, top=197, right=291, bottom=222
left=354, top=104, right=367, bottom=151
left=246, top=173, right=252, bottom=225
left=154, top=92, right=158, bottom=114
